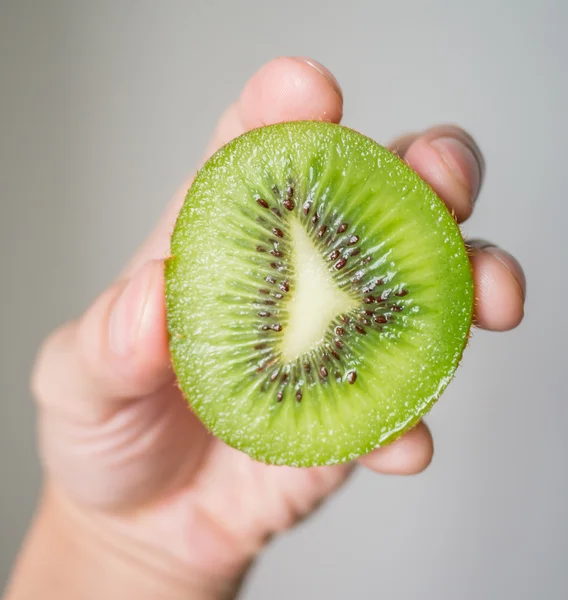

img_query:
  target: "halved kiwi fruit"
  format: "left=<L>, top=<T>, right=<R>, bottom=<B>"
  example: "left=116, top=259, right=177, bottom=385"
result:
left=165, top=121, right=474, bottom=467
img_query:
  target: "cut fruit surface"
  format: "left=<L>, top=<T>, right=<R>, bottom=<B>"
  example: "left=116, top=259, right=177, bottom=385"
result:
left=165, top=121, right=474, bottom=466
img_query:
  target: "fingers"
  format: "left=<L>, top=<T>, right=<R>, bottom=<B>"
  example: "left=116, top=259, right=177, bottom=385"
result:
left=124, top=56, right=343, bottom=278
left=390, top=124, right=484, bottom=223
left=389, top=125, right=525, bottom=331
left=468, top=240, right=526, bottom=331
left=358, top=421, right=434, bottom=475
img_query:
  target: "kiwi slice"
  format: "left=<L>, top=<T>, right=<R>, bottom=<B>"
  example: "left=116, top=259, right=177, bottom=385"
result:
left=165, top=121, right=474, bottom=467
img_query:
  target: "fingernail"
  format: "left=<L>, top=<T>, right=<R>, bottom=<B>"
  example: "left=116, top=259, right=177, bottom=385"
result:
left=468, top=238, right=496, bottom=251
left=109, top=262, right=157, bottom=357
left=469, top=240, right=526, bottom=301
left=297, top=57, right=343, bottom=101
left=430, top=137, right=482, bottom=202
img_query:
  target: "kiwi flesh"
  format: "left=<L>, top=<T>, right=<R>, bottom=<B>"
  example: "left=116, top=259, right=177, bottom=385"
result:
left=165, top=121, right=474, bottom=467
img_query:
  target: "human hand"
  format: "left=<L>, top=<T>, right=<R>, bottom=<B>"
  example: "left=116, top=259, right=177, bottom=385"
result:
left=8, top=57, right=525, bottom=600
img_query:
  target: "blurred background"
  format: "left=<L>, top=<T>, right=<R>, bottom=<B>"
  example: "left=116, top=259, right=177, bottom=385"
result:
left=1, top=1, right=566, bottom=598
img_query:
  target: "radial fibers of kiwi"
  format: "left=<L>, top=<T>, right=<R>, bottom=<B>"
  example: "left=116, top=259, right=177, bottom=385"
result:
left=165, top=121, right=474, bottom=467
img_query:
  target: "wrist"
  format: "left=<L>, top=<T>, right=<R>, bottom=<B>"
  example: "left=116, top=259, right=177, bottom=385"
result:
left=5, top=484, right=245, bottom=600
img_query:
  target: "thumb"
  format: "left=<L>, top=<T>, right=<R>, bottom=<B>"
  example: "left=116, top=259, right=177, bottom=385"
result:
left=33, top=260, right=171, bottom=422
left=32, top=260, right=207, bottom=509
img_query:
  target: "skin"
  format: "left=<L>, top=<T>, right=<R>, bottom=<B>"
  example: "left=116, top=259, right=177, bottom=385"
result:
left=4, top=57, right=525, bottom=600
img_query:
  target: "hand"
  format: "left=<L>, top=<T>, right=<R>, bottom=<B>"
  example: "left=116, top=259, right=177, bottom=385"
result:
left=7, top=57, right=525, bottom=600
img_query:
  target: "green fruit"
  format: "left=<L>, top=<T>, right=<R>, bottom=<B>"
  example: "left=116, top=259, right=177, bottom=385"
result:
left=165, top=121, right=474, bottom=467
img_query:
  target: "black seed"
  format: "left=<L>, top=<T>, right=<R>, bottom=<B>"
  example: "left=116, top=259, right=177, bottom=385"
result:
left=391, top=304, right=403, bottom=312
left=279, top=281, right=290, bottom=292
left=342, top=315, right=350, bottom=324
left=272, top=227, right=284, bottom=238
left=304, top=362, right=311, bottom=373
left=395, top=289, right=409, bottom=297
left=364, top=310, right=374, bottom=316
left=374, top=315, right=387, bottom=324
left=283, top=198, right=295, bottom=211
left=334, top=338, right=344, bottom=349
left=317, top=225, right=327, bottom=238
left=264, top=300, right=275, bottom=306
left=320, top=366, right=328, bottom=379
left=323, top=353, right=330, bottom=362
left=259, top=288, right=270, bottom=295
left=256, top=245, right=266, bottom=253
left=258, top=311, right=271, bottom=318
left=376, top=279, right=384, bottom=286
left=272, top=324, right=283, bottom=331
left=335, top=326, right=345, bottom=336
left=270, top=262, right=279, bottom=269
left=281, top=373, right=289, bottom=384
left=303, top=201, right=311, bottom=215
left=257, top=198, right=269, bottom=209
left=337, top=223, right=348, bottom=233
left=347, top=371, right=357, bottom=384
left=335, top=258, right=347, bottom=270
left=274, top=293, right=284, bottom=300
left=270, top=249, right=283, bottom=257
left=331, top=350, right=340, bottom=360
left=355, top=325, right=367, bottom=335
left=296, top=389, right=303, bottom=402
left=348, top=235, right=359, bottom=246
left=277, top=390, right=283, bottom=402
left=254, top=343, right=266, bottom=350
left=265, top=275, right=276, bottom=284
left=364, top=295, right=375, bottom=304
left=329, top=249, right=340, bottom=261
left=349, top=248, right=361, bottom=257
left=312, top=213, right=320, bottom=225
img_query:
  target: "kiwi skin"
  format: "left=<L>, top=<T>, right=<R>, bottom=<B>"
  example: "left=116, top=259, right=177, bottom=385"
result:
left=165, top=121, right=474, bottom=467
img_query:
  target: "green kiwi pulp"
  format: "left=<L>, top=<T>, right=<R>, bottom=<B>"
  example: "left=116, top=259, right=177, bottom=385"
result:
left=165, top=121, right=474, bottom=467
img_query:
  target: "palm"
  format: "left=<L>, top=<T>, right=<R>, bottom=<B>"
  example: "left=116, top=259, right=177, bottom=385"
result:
left=135, top=430, right=353, bottom=578
left=60, top=383, right=353, bottom=579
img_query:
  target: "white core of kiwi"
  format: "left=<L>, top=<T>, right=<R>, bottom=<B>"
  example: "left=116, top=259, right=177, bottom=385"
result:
left=279, top=219, right=358, bottom=362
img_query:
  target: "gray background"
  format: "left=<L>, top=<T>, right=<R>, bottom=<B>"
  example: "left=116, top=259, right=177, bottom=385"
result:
left=1, top=1, right=566, bottom=598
